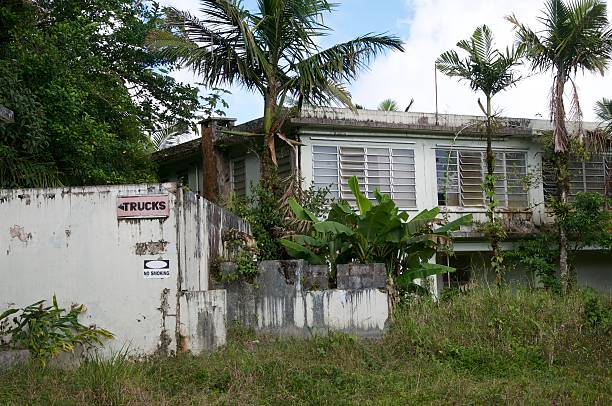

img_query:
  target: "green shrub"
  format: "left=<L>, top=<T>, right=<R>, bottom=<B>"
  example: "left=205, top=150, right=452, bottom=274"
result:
left=281, top=176, right=472, bottom=292
left=0, top=296, right=113, bottom=366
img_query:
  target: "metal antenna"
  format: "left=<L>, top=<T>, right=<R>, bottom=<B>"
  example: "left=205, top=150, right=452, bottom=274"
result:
left=434, top=62, right=439, bottom=126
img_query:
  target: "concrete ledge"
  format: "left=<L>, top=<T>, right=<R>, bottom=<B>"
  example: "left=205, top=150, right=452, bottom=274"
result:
left=217, top=260, right=389, bottom=338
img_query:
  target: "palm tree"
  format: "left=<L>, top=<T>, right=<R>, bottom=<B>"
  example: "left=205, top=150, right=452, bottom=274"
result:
left=595, top=98, right=612, bottom=132
left=436, top=25, right=523, bottom=286
left=151, top=121, right=192, bottom=150
left=378, top=99, right=399, bottom=111
left=508, top=0, right=612, bottom=291
left=147, top=0, right=404, bottom=183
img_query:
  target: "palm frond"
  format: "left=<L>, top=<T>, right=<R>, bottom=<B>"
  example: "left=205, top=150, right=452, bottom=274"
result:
left=147, top=4, right=266, bottom=91
left=436, top=25, right=523, bottom=97
left=595, top=97, right=612, bottom=132
left=378, top=99, right=399, bottom=111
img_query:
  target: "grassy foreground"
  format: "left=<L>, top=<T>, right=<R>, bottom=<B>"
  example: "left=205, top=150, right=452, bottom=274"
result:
left=1, top=288, right=610, bottom=405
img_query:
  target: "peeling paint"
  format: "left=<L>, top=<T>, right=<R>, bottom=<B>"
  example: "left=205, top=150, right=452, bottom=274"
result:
left=9, top=225, right=31, bottom=242
left=134, top=240, right=168, bottom=255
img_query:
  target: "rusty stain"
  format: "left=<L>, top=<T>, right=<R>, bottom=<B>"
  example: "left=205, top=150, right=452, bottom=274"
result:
left=134, top=240, right=168, bottom=255
left=10, top=225, right=32, bottom=242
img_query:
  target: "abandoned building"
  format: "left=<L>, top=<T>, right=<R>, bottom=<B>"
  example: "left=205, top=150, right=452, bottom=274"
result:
left=153, top=107, right=612, bottom=294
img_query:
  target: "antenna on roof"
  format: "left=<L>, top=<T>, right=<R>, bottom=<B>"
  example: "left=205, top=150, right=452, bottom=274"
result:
left=434, top=62, right=439, bottom=126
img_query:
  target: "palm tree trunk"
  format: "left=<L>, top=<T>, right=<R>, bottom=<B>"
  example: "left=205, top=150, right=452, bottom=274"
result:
left=553, top=70, right=571, bottom=293
left=485, top=96, right=502, bottom=287
left=261, top=88, right=277, bottom=187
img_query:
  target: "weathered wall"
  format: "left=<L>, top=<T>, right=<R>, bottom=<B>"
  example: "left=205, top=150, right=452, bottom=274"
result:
left=0, top=184, right=247, bottom=357
left=1, top=183, right=180, bottom=356
left=217, top=260, right=389, bottom=338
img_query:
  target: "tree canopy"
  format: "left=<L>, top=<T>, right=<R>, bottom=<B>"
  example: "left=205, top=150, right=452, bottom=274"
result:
left=0, top=0, right=201, bottom=188
left=148, top=0, right=404, bottom=181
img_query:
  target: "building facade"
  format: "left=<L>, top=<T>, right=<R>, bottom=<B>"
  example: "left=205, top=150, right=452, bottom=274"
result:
left=153, top=107, right=611, bottom=294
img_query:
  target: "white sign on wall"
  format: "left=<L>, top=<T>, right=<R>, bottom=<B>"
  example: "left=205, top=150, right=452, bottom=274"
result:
left=117, top=195, right=169, bottom=219
left=143, top=260, right=170, bottom=279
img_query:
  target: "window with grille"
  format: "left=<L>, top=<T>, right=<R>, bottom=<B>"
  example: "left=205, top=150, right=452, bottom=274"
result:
left=543, top=153, right=612, bottom=200
left=230, top=158, right=246, bottom=197
left=436, top=149, right=529, bottom=208
left=312, top=145, right=417, bottom=208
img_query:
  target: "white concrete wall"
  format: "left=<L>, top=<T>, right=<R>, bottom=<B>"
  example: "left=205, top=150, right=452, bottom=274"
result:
left=0, top=184, right=240, bottom=357
left=575, top=252, right=612, bottom=295
left=1, top=183, right=180, bottom=356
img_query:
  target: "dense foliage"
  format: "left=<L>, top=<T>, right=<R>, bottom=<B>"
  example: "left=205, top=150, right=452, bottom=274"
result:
left=0, top=0, right=200, bottom=187
left=282, top=176, right=472, bottom=292
left=227, top=175, right=333, bottom=262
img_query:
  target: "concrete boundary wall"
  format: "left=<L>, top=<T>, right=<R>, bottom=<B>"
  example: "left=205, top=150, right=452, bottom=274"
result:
left=1, top=183, right=248, bottom=360
left=216, top=260, right=389, bottom=338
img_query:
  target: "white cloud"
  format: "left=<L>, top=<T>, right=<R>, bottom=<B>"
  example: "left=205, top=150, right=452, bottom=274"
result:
left=159, top=0, right=612, bottom=122
left=350, top=0, right=612, bottom=121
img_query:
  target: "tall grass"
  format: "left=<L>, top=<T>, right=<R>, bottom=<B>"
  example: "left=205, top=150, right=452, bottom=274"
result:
left=1, top=288, right=610, bottom=405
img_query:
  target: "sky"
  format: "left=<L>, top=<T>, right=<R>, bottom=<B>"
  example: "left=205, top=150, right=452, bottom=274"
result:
left=159, top=0, right=612, bottom=124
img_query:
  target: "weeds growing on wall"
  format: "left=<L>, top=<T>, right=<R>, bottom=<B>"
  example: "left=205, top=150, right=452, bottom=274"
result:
left=0, top=296, right=113, bottom=366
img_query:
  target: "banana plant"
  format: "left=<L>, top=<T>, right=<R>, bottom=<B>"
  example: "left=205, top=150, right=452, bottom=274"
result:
left=282, top=176, right=473, bottom=294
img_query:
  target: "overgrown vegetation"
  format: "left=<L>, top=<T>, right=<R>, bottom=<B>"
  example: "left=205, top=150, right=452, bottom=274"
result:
left=1, top=287, right=609, bottom=404
left=508, top=0, right=612, bottom=291
left=0, top=296, right=113, bottom=366
left=227, top=174, right=334, bottom=262
left=505, top=191, right=612, bottom=290
left=282, top=176, right=472, bottom=297
left=0, top=0, right=201, bottom=187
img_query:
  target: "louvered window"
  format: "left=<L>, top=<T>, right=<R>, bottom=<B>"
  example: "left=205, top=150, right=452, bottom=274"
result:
left=436, top=149, right=528, bottom=208
left=544, top=153, right=612, bottom=200
left=312, top=146, right=417, bottom=208
left=277, top=147, right=294, bottom=180
left=230, top=158, right=246, bottom=197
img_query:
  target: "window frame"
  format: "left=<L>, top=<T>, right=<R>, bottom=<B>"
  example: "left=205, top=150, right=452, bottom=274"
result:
left=230, top=157, right=246, bottom=198
left=435, top=148, right=529, bottom=209
left=311, top=145, right=418, bottom=208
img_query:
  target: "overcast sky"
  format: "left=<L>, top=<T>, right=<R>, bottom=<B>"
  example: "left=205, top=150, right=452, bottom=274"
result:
left=159, top=0, right=612, bottom=124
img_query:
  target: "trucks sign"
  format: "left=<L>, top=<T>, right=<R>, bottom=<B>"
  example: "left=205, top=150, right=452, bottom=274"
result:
left=117, top=195, right=169, bottom=219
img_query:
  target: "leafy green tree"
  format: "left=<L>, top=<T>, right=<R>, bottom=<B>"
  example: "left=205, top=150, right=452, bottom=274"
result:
left=508, top=0, right=612, bottom=291
left=436, top=25, right=523, bottom=286
left=378, top=99, right=400, bottom=111
left=148, top=0, right=404, bottom=184
left=0, top=0, right=201, bottom=187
